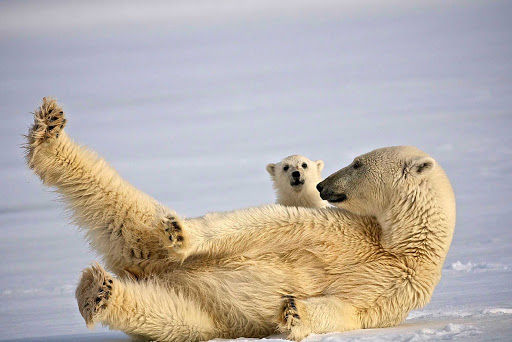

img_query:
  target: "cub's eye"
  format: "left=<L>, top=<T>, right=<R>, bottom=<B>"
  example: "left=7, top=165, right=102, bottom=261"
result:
left=283, top=165, right=289, bottom=171
left=302, top=163, right=308, bottom=169
left=353, top=160, right=362, bottom=169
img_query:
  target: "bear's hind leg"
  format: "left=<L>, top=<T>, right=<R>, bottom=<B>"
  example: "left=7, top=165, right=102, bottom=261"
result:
left=76, top=263, right=218, bottom=342
left=76, top=263, right=114, bottom=328
left=25, top=97, right=66, bottom=156
left=25, top=98, right=181, bottom=276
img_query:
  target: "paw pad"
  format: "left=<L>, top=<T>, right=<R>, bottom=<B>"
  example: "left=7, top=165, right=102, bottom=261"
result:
left=76, top=263, right=114, bottom=328
left=30, top=98, right=67, bottom=144
left=159, top=215, right=186, bottom=250
left=282, top=296, right=301, bottom=328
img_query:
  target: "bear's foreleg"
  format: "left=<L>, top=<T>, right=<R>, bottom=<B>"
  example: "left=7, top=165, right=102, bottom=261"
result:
left=278, top=296, right=361, bottom=341
left=76, top=263, right=218, bottom=342
left=156, top=206, right=321, bottom=259
left=25, top=98, right=179, bottom=276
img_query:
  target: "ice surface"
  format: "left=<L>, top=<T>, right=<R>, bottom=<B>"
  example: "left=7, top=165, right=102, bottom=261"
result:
left=1, top=0, right=511, bottom=341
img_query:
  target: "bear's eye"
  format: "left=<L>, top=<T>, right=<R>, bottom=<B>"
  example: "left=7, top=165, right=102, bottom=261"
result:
left=302, top=163, right=308, bottom=169
left=283, top=165, right=289, bottom=171
left=353, top=160, right=362, bottom=169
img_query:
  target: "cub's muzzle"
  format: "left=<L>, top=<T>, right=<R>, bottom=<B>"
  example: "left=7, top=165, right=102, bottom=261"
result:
left=290, top=170, right=304, bottom=187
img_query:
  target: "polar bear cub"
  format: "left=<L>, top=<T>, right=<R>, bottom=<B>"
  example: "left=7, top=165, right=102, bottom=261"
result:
left=266, top=155, right=328, bottom=208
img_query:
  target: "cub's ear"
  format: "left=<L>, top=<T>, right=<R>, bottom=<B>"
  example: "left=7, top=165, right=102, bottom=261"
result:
left=266, top=163, right=276, bottom=176
left=406, top=156, right=436, bottom=178
left=316, top=160, right=324, bottom=172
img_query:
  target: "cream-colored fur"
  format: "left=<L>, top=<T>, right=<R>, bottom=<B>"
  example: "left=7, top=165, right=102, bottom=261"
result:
left=267, top=155, right=328, bottom=208
left=25, top=98, right=456, bottom=342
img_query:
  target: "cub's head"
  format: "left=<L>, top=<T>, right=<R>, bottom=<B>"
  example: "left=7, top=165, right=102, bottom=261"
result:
left=266, top=155, right=326, bottom=207
left=267, top=155, right=324, bottom=191
left=316, top=146, right=447, bottom=217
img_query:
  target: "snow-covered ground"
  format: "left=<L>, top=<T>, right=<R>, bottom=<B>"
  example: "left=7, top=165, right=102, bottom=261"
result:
left=1, top=0, right=511, bottom=341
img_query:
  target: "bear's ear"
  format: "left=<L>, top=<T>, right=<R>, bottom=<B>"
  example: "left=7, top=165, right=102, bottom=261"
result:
left=266, top=163, right=276, bottom=176
left=406, top=156, right=436, bottom=178
left=316, top=160, right=324, bottom=172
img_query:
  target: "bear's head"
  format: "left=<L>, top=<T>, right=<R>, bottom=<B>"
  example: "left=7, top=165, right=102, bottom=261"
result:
left=317, top=146, right=454, bottom=220
left=266, top=155, right=326, bottom=207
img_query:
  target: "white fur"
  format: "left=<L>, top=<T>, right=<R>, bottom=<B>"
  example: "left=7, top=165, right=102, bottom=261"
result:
left=25, top=98, right=456, bottom=341
left=267, top=155, right=328, bottom=208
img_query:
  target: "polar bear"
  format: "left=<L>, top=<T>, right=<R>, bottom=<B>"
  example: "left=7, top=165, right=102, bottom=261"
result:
left=25, top=98, right=455, bottom=342
left=266, top=155, right=328, bottom=208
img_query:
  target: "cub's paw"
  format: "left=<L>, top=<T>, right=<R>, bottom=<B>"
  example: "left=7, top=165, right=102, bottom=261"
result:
left=27, top=97, right=67, bottom=147
left=75, top=263, right=115, bottom=328
left=156, top=214, right=189, bottom=254
left=281, top=296, right=302, bottom=330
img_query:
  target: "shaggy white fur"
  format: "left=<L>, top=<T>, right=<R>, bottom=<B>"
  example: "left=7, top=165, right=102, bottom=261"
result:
left=25, top=98, right=456, bottom=341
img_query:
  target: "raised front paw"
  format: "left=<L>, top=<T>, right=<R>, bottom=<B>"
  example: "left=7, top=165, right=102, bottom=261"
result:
left=156, top=214, right=189, bottom=254
left=75, top=263, right=115, bottom=328
left=28, top=97, right=67, bottom=146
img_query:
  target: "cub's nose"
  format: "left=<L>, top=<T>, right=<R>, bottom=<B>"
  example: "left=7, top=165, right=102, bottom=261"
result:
left=291, top=171, right=300, bottom=178
left=316, top=183, right=323, bottom=193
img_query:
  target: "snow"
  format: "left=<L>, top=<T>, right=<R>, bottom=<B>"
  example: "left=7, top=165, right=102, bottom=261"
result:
left=482, top=308, right=512, bottom=315
left=0, top=0, right=511, bottom=341
left=445, top=261, right=508, bottom=273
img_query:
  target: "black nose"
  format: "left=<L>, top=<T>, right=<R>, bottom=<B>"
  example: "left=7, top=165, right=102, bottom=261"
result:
left=316, top=183, right=323, bottom=192
left=291, top=171, right=300, bottom=178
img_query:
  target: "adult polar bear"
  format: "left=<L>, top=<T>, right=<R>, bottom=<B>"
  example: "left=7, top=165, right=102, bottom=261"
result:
left=24, top=98, right=456, bottom=341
